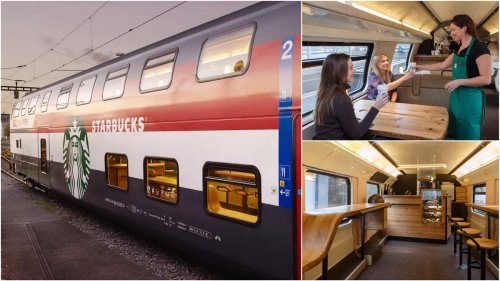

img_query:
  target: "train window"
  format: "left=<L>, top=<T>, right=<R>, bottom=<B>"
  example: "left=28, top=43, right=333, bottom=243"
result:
left=302, top=43, right=373, bottom=124
left=305, top=169, right=351, bottom=212
left=472, top=184, right=486, bottom=215
left=40, top=139, right=47, bottom=174
left=12, top=101, right=20, bottom=117
left=76, top=76, right=96, bottom=105
left=57, top=84, right=73, bottom=109
left=391, top=43, right=413, bottom=74
left=41, top=91, right=51, bottom=112
left=105, top=153, right=129, bottom=190
left=140, top=51, right=177, bottom=93
left=20, top=99, right=29, bottom=116
left=28, top=95, right=39, bottom=115
left=367, top=182, right=380, bottom=201
left=196, top=25, right=255, bottom=82
left=103, top=66, right=129, bottom=100
left=144, top=157, right=178, bottom=204
left=204, top=163, right=260, bottom=225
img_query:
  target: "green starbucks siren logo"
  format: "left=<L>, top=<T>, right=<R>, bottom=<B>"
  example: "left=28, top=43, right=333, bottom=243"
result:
left=63, top=118, right=90, bottom=199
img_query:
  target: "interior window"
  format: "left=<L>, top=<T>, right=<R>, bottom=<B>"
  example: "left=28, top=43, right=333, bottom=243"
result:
left=145, top=157, right=178, bottom=204
left=103, top=66, right=129, bottom=100
left=391, top=43, right=413, bottom=74
left=302, top=43, right=373, bottom=125
left=105, top=153, right=128, bottom=190
left=28, top=95, right=39, bottom=115
left=77, top=76, right=96, bottom=105
left=305, top=170, right=351, bottom=211
left=197, top=25, right=255, bottom=81
left=140, top=52, right=176, bottom=92
left=472, top=184, right=486, bottom=215
left=367, top=182, right=380, bottom=201
left=41, top=91, right=51, bottom=112
left=205, top=163, right=260, bottom=224
left=57, top=85, right=73, bottom=109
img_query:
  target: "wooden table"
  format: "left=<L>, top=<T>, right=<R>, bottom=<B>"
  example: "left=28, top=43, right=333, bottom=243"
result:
left=466, top=203, right=499, bottom=239
left=354, top=100, right=448, bottom=140
left=302, top=203, right=391, bottom=278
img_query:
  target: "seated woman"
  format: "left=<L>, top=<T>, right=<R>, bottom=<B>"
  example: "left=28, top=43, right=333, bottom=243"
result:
left=366, top=54, right=415, bottom=102
left=313, top=53, right=388, bottom=140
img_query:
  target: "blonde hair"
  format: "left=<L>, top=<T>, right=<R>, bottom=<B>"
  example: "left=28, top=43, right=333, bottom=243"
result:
left=371, top=54, right=390, bottom=83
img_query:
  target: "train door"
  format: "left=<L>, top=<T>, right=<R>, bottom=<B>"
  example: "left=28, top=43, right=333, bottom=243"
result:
left=37, top=127, right=51, bottom=188
left=293, top=112, right=302, bottom=278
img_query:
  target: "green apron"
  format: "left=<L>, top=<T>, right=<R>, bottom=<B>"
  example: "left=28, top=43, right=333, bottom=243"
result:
left=449, top=37, right=485, bottom=140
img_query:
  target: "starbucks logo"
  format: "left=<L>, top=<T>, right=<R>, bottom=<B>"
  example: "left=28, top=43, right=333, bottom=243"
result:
left=63, top=118, right=90, bottom=199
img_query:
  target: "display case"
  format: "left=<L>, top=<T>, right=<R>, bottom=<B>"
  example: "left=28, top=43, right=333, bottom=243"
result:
left=421, top=189, right=444, bottom=224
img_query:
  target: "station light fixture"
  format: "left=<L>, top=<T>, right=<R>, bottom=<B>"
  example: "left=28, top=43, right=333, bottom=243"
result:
left=453, top=142, right=499, bottom=178
left=333, top=141, right=402, bottom=178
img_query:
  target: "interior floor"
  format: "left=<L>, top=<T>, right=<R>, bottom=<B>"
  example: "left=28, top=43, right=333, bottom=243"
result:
left=358, top=239, right=498, bottom=280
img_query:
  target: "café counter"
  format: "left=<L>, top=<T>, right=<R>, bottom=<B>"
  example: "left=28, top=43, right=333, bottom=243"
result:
left=383, top=194, right=451, bottom=242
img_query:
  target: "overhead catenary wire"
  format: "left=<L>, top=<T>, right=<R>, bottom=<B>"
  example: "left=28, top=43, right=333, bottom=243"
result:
left=22, top=1, right=186, bottom=86
left=5, top=2, right=109, bottom=80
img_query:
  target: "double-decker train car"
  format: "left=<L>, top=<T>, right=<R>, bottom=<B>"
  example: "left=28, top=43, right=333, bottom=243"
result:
left=9, top=2, right=301, bottom=279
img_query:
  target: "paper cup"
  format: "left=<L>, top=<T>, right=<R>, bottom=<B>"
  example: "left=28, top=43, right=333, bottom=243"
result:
left=408, top=62, right=416, bottom=73
left=376, top=84, right=388, bottom=100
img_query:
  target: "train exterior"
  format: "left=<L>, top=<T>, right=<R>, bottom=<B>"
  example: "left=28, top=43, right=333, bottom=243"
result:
left=9, top=2, right=301, bottom=279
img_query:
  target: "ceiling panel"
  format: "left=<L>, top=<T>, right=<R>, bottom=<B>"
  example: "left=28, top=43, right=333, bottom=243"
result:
left=425, top=1, right=498, bottom=25
left=376, top=141, right=481, bottom=175
left=353, top=1, right=438, bottom=34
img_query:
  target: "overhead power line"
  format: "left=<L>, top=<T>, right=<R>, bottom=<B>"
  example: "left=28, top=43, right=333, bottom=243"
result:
left=23, top=1, right=186, bottom=86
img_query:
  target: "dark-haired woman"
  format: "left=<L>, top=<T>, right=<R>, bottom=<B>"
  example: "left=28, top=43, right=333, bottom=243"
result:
left=417, top=14, right=491, bottom=140
left=313, top=53, right=388, bottom=140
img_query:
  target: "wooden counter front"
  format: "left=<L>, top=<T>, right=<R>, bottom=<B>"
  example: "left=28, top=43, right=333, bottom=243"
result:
left=302, top=203, right=390, bottom=272
left=384, top=195, right=451, bottom=241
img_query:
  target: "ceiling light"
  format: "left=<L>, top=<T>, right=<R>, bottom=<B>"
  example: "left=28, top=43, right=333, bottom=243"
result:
left=338, top=1, right=431, bottom=36
left=333, top=141, right=402, bottom=178
left=350, top=2, right=401, bottom=24
left=398, top=164, right=447, bottom=169
left=454, top=142, right=499, bottom=178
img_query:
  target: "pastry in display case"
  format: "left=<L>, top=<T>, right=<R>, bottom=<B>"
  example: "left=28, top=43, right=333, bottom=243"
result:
left=421, top=189, right=444, bottom=224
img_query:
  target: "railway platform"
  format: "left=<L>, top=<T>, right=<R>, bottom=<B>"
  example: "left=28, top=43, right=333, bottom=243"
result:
left=1, top=165, right=157, bottom=280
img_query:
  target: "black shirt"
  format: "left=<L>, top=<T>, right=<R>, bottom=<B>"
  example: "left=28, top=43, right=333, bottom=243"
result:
left=313, top=93, right=379, bottom=140
left=448, top=41, right=459, bottom=54
left=454, top=39, right=490, bottom=78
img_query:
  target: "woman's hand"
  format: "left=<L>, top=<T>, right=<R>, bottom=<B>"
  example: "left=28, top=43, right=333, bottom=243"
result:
left=374, top=93, right=389, bottom=110
left=402, top=71, right=415, bottom=81
left=444, top=79, right=463, bottom=92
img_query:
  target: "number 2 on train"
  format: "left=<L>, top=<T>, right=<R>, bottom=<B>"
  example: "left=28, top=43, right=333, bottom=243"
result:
left=281, top=40, right=294, bottom=60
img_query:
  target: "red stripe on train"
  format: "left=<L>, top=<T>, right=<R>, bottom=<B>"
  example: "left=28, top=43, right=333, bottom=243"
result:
left=27, top=36, right=300, bottom=132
